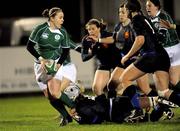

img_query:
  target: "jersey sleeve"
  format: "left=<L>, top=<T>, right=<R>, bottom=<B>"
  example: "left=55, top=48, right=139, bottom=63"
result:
left=159, top=11, right=174, bottom=24
left=69, top=39, right=78, bottom=49
left=61, top=28, right=70, bottom=48
left=29, top=25, right=43, bottom=43
left=69, top=39, right=82, bottom=53
left=81, top=35, right=94, bottom=61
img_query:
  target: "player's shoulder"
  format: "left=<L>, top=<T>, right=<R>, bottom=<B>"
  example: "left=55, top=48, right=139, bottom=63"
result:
left=132, top=15, right=144, bottom=23
left=34, top=22, right=48, bottom=31
left=159, top=10, right=171, bottom=20
left=31, top=22, right=48, bottom=35
left=30, top=22, right=48, bottom=38
left=114, top=22, right=121, bottom=32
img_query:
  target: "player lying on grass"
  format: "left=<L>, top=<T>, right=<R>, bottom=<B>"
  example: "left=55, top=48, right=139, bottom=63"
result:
left=64, top=84, right=178, bottom=125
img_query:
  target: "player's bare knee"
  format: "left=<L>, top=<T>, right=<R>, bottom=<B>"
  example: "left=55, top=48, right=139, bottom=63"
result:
left=119, top=76, right=130, bottom=87
left=119, top=76, right=126, bottom=83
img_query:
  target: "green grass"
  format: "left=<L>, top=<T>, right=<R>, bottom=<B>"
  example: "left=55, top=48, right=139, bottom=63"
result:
left=0, top=96, right=180, bottom=131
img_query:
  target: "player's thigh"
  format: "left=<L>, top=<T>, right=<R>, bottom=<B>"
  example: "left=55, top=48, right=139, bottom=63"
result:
left=153, top=71, right=169, bottom=91
left=110, top=67, right=124, bottom=82
left=136, top=74, right=151, bottom=94
left=47, top=78, right=61, bottom=97
left=169, top=65, right=180, bottom=85
left=120, top=64, right=145, bottom=82
left=93, top=70, right=110, bottom=89
left=60, top=77, right=72, bottom=91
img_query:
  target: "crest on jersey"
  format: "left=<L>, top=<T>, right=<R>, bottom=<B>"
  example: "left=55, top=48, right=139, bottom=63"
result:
left=55, top=35, right=60, bottom=41
left=42, top=33, right=49, bottom=39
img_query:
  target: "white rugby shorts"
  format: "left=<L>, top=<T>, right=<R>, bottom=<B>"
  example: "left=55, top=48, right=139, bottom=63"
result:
left=165, top=42, right=180, bottom=66
left=34, top=62, right=77, bottom=90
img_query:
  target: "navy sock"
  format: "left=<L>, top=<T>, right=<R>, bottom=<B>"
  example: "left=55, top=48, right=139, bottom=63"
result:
left=147, top=89, right=158, bottom=96
left=122, top=85, right=137, bottom=99
left=107, top=81, right=117, bottom=98
left=173, top=81, right=180, bottom=93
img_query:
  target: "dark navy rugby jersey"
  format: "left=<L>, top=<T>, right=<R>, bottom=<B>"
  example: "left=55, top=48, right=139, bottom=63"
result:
left=81, top=30, right=122, bottom=67
left=131, top=14, right=159, bottom=54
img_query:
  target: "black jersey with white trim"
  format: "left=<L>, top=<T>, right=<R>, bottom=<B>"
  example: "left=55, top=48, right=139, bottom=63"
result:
left=131, top=15, right=170, bottom=73
left=132, top=15, right=161, bottom=54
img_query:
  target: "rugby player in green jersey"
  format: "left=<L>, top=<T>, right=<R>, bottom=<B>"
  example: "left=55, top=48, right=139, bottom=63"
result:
left=27, top=7, right=80, bottom=126
left=146, top=0, right=180, bottom=91
left=146, top=0, right=180, bottom=121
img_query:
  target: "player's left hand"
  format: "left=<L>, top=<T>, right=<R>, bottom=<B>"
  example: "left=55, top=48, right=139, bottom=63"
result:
left=69, top=108, right=77, bottom=117
left=160, top=19, right=175, bottom=29
left=56, top=64, right=61, bottom=70
left=40, top=58, right=48, bottom=72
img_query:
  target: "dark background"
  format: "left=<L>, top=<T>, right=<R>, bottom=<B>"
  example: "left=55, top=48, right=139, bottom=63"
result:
left=0, top=0, right=179, bottom=42
left=0, top=0, right=92, bottom=42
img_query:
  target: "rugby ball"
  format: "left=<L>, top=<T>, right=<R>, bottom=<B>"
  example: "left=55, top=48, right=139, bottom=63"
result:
left=45, top=59, right=58, bottom=75
left=64, top=83, right=81, bottom=100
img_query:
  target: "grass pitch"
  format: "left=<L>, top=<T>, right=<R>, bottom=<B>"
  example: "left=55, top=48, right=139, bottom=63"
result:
left=0, top=95, right=180, bottom=131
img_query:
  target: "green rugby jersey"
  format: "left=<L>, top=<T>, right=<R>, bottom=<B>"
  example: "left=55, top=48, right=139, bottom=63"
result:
left=29, top=22, right=71, bottom=65
left=150, top=10, right=180, bottom=47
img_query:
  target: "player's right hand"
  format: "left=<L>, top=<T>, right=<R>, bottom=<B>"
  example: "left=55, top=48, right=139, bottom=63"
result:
left=39, top=58, right=48, bottom=72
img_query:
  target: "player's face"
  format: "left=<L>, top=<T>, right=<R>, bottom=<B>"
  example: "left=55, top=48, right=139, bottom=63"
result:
left=51, top=11, right=64, bottom=29
left=119, top=7, right=128, bottom=23
left=146, top=1, right=159, bottom=17
left=86, top=24, right=100, bottom=37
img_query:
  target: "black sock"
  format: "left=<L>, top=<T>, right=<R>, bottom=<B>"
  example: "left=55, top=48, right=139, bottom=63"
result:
left=169, top=91, right=180, bottom=107
left=173, top=81, right=180, bottom=93
left=107, top=81, right=117, bottom=98
left=49, top=99, right=71, bottom=121
left=122, top=85, right=137, bottom=99
left=147, top=89, right=158, bottom=96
